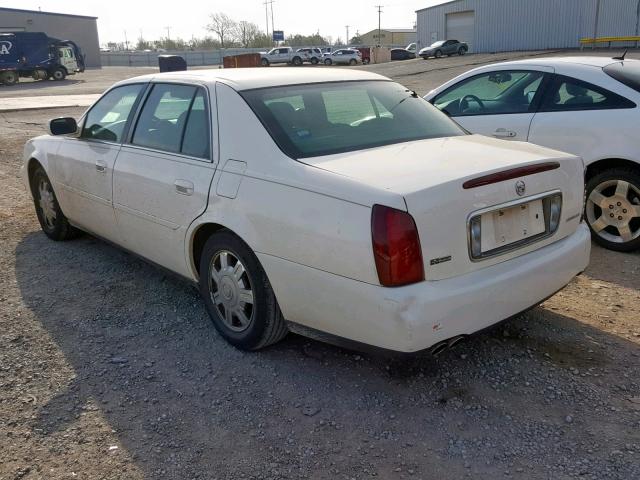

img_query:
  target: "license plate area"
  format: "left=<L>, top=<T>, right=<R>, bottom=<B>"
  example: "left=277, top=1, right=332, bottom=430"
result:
left=468, top=191, right=562, bottom=260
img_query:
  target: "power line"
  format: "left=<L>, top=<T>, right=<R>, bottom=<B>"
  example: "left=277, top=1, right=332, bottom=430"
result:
left=263, top=0, right=275, bottom=39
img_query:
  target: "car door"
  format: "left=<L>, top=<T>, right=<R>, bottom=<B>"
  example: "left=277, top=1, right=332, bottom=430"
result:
left=333, top=50, right=344, bottom=64
left=431, top=67, right=553, bottom=141
left=53, top=83, right=146, bottom=242
left=528, top=74, right=637, bottom=163
left=113, top=82, right=217, bottom=277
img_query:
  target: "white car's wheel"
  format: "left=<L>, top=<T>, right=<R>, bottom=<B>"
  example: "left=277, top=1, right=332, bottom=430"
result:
left=199, top=231, right=288, bottom=350
left=585, top=168, right=640, bottom=251
left=261, top=58, right=270, bottom=67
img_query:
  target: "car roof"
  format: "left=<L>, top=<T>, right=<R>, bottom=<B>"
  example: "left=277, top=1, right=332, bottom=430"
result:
left=490, top=56, right=631, bottom=69
left=116, top=67, right=388, bottom=91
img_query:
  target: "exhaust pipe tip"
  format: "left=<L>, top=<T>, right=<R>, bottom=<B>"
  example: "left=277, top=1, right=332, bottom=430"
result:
left=430, top=341, right=449, bottom=357
left=447, top=335, right=466, bottom=349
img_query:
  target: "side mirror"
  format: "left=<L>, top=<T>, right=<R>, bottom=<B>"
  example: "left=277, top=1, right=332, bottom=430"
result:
left=49, top=117, right=77, bottom=136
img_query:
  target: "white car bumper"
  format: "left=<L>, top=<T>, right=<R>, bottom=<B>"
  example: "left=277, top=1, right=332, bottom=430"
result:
left=259, top=223, right=591, bottom=353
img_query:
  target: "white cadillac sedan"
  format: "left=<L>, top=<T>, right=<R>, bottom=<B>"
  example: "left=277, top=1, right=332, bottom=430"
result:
left=424, top=56, right=640, bottom=252
left=22, top=68, right=590, bottom=353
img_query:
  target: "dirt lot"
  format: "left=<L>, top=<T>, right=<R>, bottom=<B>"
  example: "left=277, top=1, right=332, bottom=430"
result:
left=1, top=51, right=640, bottom=480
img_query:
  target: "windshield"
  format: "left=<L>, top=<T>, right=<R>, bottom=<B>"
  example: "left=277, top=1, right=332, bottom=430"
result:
left=241, top=80, right=465, bottom=159
left=430, top=41, right=445, bottom=47
left=604, top=61, right=640, bottom=93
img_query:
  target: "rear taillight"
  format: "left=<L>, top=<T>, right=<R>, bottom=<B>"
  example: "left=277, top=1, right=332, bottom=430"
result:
left=371, top=204, right=424, bottom=287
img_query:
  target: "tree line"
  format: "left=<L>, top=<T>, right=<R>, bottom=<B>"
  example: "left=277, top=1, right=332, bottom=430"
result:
left=106, top=12, right=363, bottom=51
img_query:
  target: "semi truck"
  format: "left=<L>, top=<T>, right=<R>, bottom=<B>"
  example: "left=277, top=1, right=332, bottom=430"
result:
left=0, top=31, right=85, bottom=86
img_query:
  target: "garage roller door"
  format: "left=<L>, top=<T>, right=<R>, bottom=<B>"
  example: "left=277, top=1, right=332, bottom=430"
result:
left=446, top=10, right=475, bottom=52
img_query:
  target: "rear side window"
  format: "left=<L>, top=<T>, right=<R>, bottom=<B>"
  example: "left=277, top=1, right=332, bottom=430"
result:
left=540, top=75, right=635, bottom=111
left=604, top=61, right=640, bottom=94
left=132, top=83, right=210, bottom=158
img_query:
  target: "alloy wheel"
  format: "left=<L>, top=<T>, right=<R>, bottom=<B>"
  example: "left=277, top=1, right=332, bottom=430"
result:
left=208, top=250, right=254, bottom=332
left=586, top=179, right=640, bottom=244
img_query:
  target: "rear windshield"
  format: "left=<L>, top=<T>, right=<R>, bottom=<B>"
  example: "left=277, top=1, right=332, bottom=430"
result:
left=604, top=61, right=640, bottom=93
left=241, top=80, right=465, bottom=159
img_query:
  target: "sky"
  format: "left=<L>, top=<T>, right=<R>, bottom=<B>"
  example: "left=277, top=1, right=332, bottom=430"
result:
left=5, top=0, right=446, bottom=46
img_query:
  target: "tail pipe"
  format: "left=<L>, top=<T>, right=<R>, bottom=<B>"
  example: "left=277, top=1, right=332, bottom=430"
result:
left=429, top=335, right=467, bottom=356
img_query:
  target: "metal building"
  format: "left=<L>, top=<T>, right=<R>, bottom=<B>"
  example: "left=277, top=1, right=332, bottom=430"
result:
left=416, top=0, right=640, bottom=53
left=0, top=7, right=100, bottom=67
left=359, top=28, right=417, bottom=47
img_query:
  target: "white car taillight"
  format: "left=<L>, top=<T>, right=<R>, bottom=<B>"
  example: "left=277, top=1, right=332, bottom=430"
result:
left=549, top=193, right=563, bottom=232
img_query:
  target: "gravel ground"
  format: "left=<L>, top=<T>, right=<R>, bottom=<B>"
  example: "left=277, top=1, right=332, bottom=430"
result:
left=1, top=53, right=640, bottom=479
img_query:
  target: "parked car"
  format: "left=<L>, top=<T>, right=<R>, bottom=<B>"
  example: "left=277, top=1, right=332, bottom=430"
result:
left=390, top=48, right=416, bottom=61
left=296, top=47, right=323, bottom=65
left=406, top=42, right=417, bottom=54
left=419, top=39, right=468, bottom=59
left=324, top=49, right=361, bottom=65
left=260, top=47, right=308, bottom=66
left=23, top=68, right=590, bottom=353
left=424, top=56, right=640, bottom=252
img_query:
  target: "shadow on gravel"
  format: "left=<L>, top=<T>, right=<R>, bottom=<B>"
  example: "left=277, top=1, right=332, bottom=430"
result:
left=584, top=244, right=640, bottom=291
left=14, top=231, right=640, bottom=479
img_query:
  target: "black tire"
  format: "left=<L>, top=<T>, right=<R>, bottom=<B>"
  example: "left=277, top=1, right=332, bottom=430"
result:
left=435, top=50, right=443, bottom=58
left=292, top=56, right=302, bottom=66
left=261, top=58, right=270, bottom=67
left=310, top=57, right=319, bottom=65
left=349, top=58, right=357, bottom=65
left=585, top=168, right=640, bottom=252
left=31, top=165, right=80, bottom=241
left=199, top=231, right=288, bottom=350
left=458, top=47, right=467, bottom=55
left=52, top=67, right=66, bottom=81
left=1, top=70, right=19, bottom=86
left=324, top=58, right=332, bottom=66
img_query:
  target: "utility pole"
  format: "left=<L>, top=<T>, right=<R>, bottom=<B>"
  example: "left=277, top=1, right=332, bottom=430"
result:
left=592, top=0, right=601, bottom=48
left=263, top=0, right=269, bottom=37
left=375, top=5, right=383, bottom=47
left=345, top=25, right=350, bottom=45
left=165, top=26, right=171, bottom=41
left=270, top=0, right=275, bottom=38
left=124, top=30, right=129, bottom=51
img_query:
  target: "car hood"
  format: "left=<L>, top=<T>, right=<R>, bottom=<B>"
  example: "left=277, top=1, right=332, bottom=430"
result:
left=300, top=134, right=576, bottom=195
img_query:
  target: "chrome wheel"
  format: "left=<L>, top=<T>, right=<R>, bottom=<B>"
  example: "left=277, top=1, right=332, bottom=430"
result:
left=38, top=178, right=57, bottom=230
left=208, top=250, right=254, bottom=332
left=586, top=179, right=640, bottom=244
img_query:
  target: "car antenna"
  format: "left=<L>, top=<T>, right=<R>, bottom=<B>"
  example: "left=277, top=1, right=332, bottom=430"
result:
left=613, top=49, right=627, bottom=61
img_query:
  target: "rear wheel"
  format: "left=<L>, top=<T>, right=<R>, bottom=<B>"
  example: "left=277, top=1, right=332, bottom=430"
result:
left=199, top=232, right=288, bottom=350
left=585, top=168, right=640, bottom=252
left=261, top=58, right=270, bottom=67
left=349, top=58, right=357, bottom=65
left=31, top=166, right=80, bottom=241
left=311, top=57, right=319, bottom=65
left=324, top=58, right=332, bottom=66
left=52, top=67, right=66, bottom=81
left=458, top=47, right=467, bottom=55
left=292, top=56, right=303, bottom=66
left=435, top=50, right=443, bottom=58
left=1, top=70, right=18, bottom=86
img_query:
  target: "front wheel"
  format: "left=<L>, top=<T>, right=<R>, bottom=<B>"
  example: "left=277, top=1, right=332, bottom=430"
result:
left=310, top=57, right=319, bottom=65
left=31, top=166, right=80, bottom=241
left=261, top=58, right=270, bottom=67
left=324, top=58, right=332, bottom=65
left=435, top=50, right=443, bottom=58
left=292, top=56, right=302, bottom=66
left=458, top=47, right=467, bottom=55
left=199, top=232, right=288, bottom=350
left=52, top=67, right=66, bottom=80
left=585, top=168, right=640, bottom=252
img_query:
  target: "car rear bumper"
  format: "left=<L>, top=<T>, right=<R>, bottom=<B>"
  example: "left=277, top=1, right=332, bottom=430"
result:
left=259, top=223, right=591, bottom=353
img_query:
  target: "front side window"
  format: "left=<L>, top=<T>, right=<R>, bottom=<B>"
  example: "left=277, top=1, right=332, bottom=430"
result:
left=540, top=75, right=636, bottom=111
left=241, top=80, right=464, bottom=158
left=81, top=84, right=144, bottom=142
left=132, top=83, right=210, bottom=158
left=433, top=70, right=545, bottom=116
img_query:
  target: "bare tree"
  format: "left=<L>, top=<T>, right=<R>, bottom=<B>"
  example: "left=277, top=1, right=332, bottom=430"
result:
left=235, top=21, right=261, bottom=48
left=206, top=13, right=236, bottom=48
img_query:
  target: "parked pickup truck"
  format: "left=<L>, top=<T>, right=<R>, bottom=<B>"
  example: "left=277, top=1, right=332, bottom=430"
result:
left=260, top=47, right=309, bottom=66
left=0, top=31, right=85, bottom=85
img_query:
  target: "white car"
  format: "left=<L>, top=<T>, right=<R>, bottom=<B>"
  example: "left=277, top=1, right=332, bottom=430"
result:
left=324, top=49, right=361, bottom=66
left=22, top=68, right=590, bottom=353
left=424, top=56, right=640, bottom=252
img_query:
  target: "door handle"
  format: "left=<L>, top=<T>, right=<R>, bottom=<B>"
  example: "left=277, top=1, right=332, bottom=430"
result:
left=493, top=128, right=517, bottom=138
left=174, top=179, right=194, bottom=196
left=95, top=160, right=107, bottom=172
